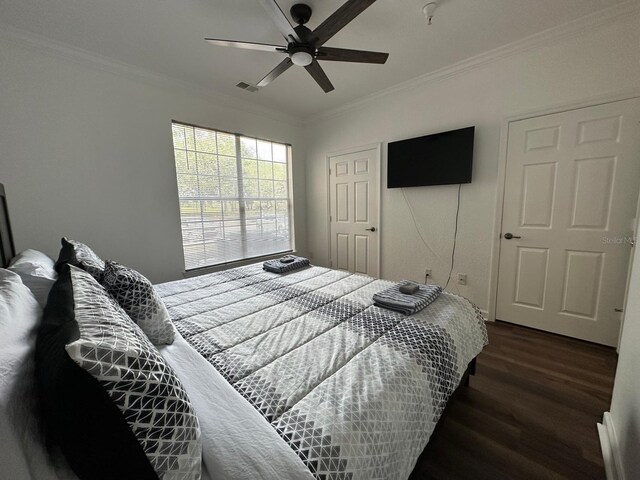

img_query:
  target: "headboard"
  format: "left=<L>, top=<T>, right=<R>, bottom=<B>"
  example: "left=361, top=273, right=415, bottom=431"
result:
left=0, top=184, right=16, bottom=267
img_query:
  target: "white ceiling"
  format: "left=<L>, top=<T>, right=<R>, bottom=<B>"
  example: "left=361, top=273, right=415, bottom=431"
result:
left=0, top=0, right=626, bottom=119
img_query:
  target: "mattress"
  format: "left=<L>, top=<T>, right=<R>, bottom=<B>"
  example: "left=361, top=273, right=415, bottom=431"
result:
left=156, top=263, right=488, bottom=480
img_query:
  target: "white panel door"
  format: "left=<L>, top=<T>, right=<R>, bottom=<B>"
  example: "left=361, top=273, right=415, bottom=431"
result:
left=329, top=147, right=380, bottom=277
left=497, top=98, right=640, bottom=346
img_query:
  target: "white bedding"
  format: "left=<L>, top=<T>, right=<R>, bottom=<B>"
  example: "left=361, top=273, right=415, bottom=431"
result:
left=155, top=264, right=487, bottom=480
left=159, top=333, right=314, bottom=480
left=0, top=268, right=214, bottom=480
left=0, top=269, right=79, bottom=480
left=4, top=253, right=482, bottom=480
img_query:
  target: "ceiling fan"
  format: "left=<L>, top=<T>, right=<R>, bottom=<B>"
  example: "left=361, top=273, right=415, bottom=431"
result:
left=205, top=0, right=389, bottom=93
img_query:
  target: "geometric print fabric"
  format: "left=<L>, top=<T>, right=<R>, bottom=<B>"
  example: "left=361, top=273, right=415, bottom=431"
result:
left=68, top=239, right=105, bottom=282
left=372, top=281, right=443, bottom=315
left=65, top=266, right=201, bottom=480
left=101, top=260, right=175, bottom=345
left=157, top=264, right=488, bottom=480
left=55, top=237, right=106, bottom=282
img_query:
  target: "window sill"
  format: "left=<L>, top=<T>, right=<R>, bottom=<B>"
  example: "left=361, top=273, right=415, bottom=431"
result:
left=182, top=250, right=297, bottom=278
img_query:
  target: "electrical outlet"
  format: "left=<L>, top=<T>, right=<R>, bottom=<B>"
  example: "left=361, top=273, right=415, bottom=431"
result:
left=424, top=269, right=432, bottom=284
left=457, top=273, right=467, bottom=285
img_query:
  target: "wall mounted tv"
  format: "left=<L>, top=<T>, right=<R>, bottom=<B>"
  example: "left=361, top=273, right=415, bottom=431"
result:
left=387, top=126, right=475, bottom=188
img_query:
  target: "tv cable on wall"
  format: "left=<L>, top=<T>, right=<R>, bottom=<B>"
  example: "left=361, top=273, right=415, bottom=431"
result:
left=401, top=184, right=463, bottom=292
left=444, top=184, right=462, bottom=290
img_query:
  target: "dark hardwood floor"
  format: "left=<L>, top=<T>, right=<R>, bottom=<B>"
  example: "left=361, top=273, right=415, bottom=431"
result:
left=410, top=321, right=618, bottom=480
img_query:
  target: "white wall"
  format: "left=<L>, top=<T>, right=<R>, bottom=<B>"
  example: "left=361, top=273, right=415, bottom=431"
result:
left=303, top=13, right=640, bottom=311
left=605, top=211, right=640, bottom=479
left=0, top=37, right=306, bottom=283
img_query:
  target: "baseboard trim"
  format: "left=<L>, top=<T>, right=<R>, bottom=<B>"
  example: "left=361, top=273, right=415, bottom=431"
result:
left=598, top=412, right=625, bottom=480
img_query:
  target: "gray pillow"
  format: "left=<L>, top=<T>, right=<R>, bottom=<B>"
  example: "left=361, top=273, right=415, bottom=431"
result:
left=39, top=265, right=201, bottom=479
left=54, top=237, right=105, bottom=282
left=101, top=260, right=175, bottom=345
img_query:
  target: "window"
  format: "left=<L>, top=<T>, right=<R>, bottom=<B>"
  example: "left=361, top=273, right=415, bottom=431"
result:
left=171, top=122, right=293, bottom=270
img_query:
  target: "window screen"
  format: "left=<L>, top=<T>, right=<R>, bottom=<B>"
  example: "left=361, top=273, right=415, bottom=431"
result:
left=171, top=122, right=293, bottom=270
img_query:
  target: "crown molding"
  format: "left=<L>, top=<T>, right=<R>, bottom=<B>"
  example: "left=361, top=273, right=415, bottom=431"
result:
left=2, top=0, right=638, bottom=126
left=304, top=0, right=640, bottom=125
left=0, top=23, right=301, bottom=126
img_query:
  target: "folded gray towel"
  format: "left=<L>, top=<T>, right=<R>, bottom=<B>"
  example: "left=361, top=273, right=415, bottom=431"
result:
left=263, top=256, right=310, bottom=274
left=373, top=281, right=442, bottom=315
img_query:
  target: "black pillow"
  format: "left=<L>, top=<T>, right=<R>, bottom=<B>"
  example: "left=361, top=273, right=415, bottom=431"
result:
left=36, top=265, right=202, bottom=480
left=54, top=237, right=105, bottom=281
left=36, top=265, right=157, bottom=480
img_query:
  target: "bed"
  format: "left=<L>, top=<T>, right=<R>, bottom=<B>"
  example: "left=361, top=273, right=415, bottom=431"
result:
left=0, top=183, right=15, bottom=268
left=0, top=183, right=488, bottom=480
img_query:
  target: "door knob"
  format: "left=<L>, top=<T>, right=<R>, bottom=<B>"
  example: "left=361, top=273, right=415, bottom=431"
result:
left=365, top=227, right=376, bottom=232
left=503, top=233, right=521, bottom=240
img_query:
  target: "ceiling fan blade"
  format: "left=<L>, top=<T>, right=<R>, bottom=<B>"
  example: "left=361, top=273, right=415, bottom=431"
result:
left=311, top=0, right=377, bottom=46
left=256, top=0, right=301, bottom=43
left=304, top=60, right=335, bottom=93
left=316, top=46, right=388, bottom=64
left=257, top=57, right=294, bottom=87
left=205, top=38, right=286, bottom=53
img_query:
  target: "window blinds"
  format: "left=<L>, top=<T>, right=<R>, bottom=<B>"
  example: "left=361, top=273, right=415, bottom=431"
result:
left=171, top=122, right=293, bottom=270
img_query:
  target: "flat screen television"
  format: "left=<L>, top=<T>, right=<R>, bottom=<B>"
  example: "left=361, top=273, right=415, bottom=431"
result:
left=387, top=126, right=475, bottom=188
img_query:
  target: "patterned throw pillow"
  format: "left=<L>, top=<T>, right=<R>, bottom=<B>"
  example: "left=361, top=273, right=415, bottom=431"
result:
left=37, top=264, right=202, bottom=480
left=101, top=260, right=175, bottom=345
left=54, top=237, right=105, bottom=281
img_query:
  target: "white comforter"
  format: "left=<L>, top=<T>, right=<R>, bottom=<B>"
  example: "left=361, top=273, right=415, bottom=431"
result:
left=159, top=334, right=314, bottom=480
left=155, top=264, right=488, bottom=480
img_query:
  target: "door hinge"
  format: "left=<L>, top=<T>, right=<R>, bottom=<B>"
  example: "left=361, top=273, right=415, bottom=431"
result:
left=330, top=215, right=332, bottom=222
left=329, top=168, right=332, bottom=175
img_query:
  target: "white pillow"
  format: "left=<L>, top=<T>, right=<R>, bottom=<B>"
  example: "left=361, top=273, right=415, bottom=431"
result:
left=8, top=249, right=58, bottom=308
left=0, top=269, right=78, bottom=480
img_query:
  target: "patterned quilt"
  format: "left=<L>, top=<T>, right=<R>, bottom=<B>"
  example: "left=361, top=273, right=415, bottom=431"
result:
left=155, top=264, right=488, bottom=480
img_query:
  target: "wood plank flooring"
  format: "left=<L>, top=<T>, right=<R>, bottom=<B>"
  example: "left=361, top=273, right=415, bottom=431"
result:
left=409, top=321, right=618, bottom=480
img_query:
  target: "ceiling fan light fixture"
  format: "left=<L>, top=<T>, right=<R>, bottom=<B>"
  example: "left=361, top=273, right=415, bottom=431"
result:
left=290, top=49, right=314, bottom=66
left=205, top=1, right=389, bottom=92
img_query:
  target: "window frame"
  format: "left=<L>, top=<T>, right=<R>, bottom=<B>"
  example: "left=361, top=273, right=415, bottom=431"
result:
left=171, top=120, right=295, bottom=271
